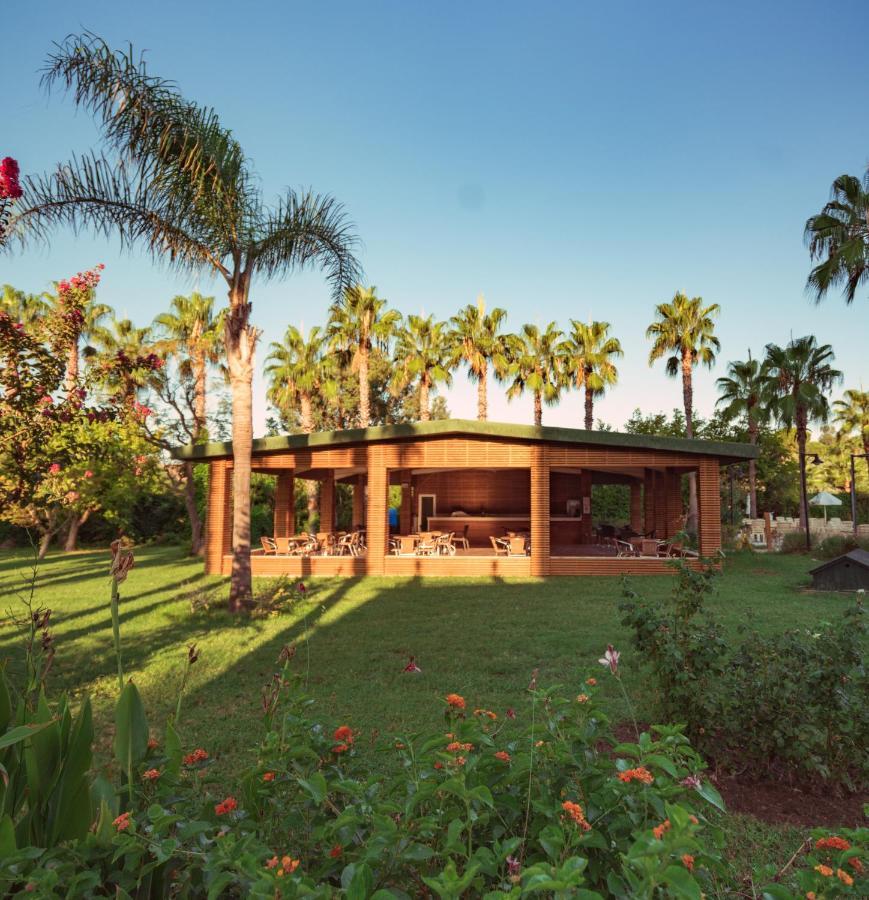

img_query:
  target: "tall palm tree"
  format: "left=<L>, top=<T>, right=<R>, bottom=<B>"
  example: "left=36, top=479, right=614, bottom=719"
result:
left=804, top=171, right=869, bottom=304
left=448, top=295, right=511, bottom=421
left=833, top=388, right=869, bottom=480
left=561, top=320, right=622, bottom=430
left=647, top=292, right=720, bottom=532
left=505, top=322, right=565, bottom=426
left=91, top=316, right=153, bottom=402
left=715, top=352, right=769, bottom=518
left=327, top=285, right=399, bottom=428
left=153, top=292, right=223, bottom=438
left=391, top=314, right=454, bottom=421
left=763, top=336, right=842, bottom=531
left=1, top=284, right=49, bottom=326
left=5, top=34, right=360, bottom=609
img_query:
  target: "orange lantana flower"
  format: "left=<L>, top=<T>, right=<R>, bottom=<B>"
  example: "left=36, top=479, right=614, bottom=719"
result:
left=576, top=693, right=589, bottom=704
left=653, top=819, right=671, bottom=840
left=262, top=772, right=275, bottom=782
left=561, top=800, right=591, bottom=831
left=446, top=741, right=473, bottom=752
left=333, top=725, right=354, bottom=744
left=183, top=748, right=208, bottom=766
left=215, top=797, right=237, bottom=816
left=494, top=750, right=511, bottom=762
left=814, top=864, right=833, bottom=877
left=585, top=677, right=597, bottom=686
left=113, top=812, right=132, bottom=832
left=836, top=869, right=854, bottom=887
left=682, top=854, right=694, bottom=872
left=816, top=836, right=850, bottom=852
left=142, top=768, right=160, bottom=781
left=446, top=693, right=466, bottom=710
left=617, top=766, right=654, bottom=784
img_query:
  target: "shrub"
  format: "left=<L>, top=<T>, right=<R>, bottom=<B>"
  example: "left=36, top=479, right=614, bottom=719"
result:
left=814, top=533, right=869, bottom=559
left=779, top=530, right=809, bottom=553
left=619, top=558, right=868, bottom=790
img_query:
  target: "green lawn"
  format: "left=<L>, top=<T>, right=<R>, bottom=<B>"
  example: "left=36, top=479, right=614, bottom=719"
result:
left=0, top=546, right=853, bottom=890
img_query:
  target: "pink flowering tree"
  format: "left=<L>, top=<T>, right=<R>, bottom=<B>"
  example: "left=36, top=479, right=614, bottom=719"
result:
left=0, top=156, right=23, bottom=240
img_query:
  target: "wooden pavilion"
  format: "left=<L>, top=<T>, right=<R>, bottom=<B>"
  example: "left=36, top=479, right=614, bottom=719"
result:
left=173, top=419, right=757, bottom=578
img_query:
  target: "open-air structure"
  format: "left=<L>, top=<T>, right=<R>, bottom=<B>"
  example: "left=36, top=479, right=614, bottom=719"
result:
left=174, top=419, right=757, bottom=578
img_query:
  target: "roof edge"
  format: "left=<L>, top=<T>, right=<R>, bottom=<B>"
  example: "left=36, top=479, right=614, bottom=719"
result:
left=172, top=418, right=759, bottom=462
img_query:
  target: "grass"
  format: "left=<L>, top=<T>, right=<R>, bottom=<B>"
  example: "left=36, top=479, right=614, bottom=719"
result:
left=0, top=545, right=856, bottom=893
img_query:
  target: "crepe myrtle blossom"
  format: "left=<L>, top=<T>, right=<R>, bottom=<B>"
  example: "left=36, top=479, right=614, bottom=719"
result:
left=599, top=644, right=620, bottom=675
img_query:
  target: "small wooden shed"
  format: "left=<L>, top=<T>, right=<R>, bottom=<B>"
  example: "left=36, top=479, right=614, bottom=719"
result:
left=809, top=549, right=869, bottom=591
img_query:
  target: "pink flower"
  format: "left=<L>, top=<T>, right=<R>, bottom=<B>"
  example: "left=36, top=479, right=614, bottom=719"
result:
left=598, top=644, right=620, bottom=675
left=84, top=470, right=93, bottom=478
left=48, top=463, right=61, bottom=474
left=403, top=655, right=422, bottom=674
left=680, top=774, right=702, bottom=790
left=0, top=157, right=23, bottom=200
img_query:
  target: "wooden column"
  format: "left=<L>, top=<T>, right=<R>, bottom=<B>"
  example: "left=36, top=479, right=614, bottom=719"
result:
left=643, top=469, right=656, bottom=536
left=697, top=459, right=721, bottom=557
left=654, top=471, right=667, bottom=538
left=273, top=471, right=295, bottom=538
left=320, top=472, right=335, bottom=533
left=399, top=471, right=413, bottom=534
left=530, top=446, right=550, bottom=576
left=352, top=474, right=366, bottom=529
left=665, top=470, right=683, bottom=538
left=579, top=470, right=593, bottom=543
left=205, top=460, right=232, bottom=575
left=630, top=480, right=643, bottom=533
left=366, top=447, right=388, bottom=575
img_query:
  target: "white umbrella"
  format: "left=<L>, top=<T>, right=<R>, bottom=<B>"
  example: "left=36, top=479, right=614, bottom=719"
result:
left=809, top=490, right=843, bottom=523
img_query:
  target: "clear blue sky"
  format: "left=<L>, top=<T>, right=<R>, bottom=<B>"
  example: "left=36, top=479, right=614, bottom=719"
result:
left=3, top=0, right=868, bottom=432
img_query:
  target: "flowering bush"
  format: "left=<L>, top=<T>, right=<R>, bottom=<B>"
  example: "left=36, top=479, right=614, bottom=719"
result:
left=619, top=558, right=868, bottom=790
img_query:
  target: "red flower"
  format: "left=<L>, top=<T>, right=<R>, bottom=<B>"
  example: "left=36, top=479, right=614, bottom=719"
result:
left=681, top=854, right=695, bottom=872
left=113, top=811, right=132, bottom=832
left=214, top=796, right=237, bottom=816
left=333, top=725, right=354, bottom=744
left=142, top=768, right=160, bottom=781
left=329, top=845, right=342, bottom=858
left=506, top=707, right=516, bottom=720
left=183, top=748, right=208, bottom=765
left=84, top=470, right=94, bottom=478
left=48, top=463, right=61, bottom=474
left=332, top=743, right=349, bottom=754
left=262, top=771, right=275, bottom=782
left=494, top=750, right=511, bottom=762
left=617, top=766, right=654, bottom=785
left=403, top=655, right=422, bottom=673
left=0, top=157, right=23, bottom=200
left=815, top=836, right=851, bottom=852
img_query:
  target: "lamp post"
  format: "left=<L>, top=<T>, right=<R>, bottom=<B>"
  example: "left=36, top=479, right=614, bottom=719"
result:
left=798, top=452, right=822, bottom=551
left=850, top=453, right=869, bottom=535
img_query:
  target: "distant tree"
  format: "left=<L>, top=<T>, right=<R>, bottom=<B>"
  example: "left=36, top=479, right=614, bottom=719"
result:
left=6, top=33, right=359, bottom=609
left=1, top=284, right=48, bottom=326
left=153, top=292, right=224, bottom=438
left=763, top=336, right=842, bottom=530
left=834, top=388, right=869, bottom=480
left=91, top=317, right=154, bottom=403
left=804, top=170, right=869, bottom=304
left=505, top=322, right=565, bottom=426
left=392, top=314, right=454, bottom=421
left=646, top=292, right=720, bottom=532
left=449, top=295, right=511, bottom=421
left=328, top=285, right=400, bottom=428
left=561, top=320, right=622, bottom=430
left=716, top=353, right=769, bottom=518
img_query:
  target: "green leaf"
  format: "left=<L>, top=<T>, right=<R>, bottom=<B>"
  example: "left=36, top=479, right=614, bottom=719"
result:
left=113, top=682, right=149, bottom=773
left=51, top=697, right=94, bottom=843
left=662, top=865, right=702, bottom=899
left=644, top=753, right=678, bottom=778
left=164, top=720, right=182, bottom=778
left=0, top=720, right=53, bottom=751
left=344, top=862, right=374, bottom=900
left=297, top=772, right=328, bottom=804
left=0, top=813, right=15, bottom=855
left=695, top=780, right=726, bottom=813
left=0, top=671, right=11, bottom=735
left=760, top=887, right=795, bottom=900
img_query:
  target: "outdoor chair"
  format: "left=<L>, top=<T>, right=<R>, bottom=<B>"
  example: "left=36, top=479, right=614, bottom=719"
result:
left=415, top=536, right=438, bottom=556
left=260, top=536, right=277, bottom=555
left=315, top=532, right=336, bottom=555
left=489, top=536, right=509, bottom=556
left=455, top=524, right=470, bottom=550
left=394, top=535, right=418, bottom=556
left=615, top=539, right=638, bottom=558
left=295, top=534, right=319, bottom=556
left=336, top=533, right=357, bottom=556
left=508, top=536, right=529, bottom=556
left=435, top=532, right=456, bottom=556
left=274, top=537, right=293, bottom=555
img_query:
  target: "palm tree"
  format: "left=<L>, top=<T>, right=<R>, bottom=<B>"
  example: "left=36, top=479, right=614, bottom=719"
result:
left=763, top=336, right=842, bottom=531
left=91, top=317, right=153, bottom=403
left=1, top=284, right=49, bottom=326
left=153, top=292, right=223, bottom=438
left=833, top=388, right=869, bottom=480
left=715, top=353, right=769, bottom=518
left=392, top=314, right=454, bottom=421
left=327, top=285, right=400, bottom=428
left=6, top=34, right=359, bottom=609
left=804, top=171, right=869, bottom=304
left=448, top=295, right=511, bottom=420
left=561, top=320, right=622, bottom=430
left=505, top=322, right=565, bottom=426
left=647, top=292, right=720, bottom=532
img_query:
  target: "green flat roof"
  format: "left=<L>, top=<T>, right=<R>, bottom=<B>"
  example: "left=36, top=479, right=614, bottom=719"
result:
left=172, top=418, right=758, bottom=463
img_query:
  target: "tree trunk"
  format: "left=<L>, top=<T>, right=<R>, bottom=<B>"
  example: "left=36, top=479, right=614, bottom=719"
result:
left=225, top=283, right=258, bottom=611
left=681, top=350, right=698, bottom=533
left=63, top=334, right=80, bottom=394
left=477, top=361, right=488, bottom=421
left=358, top=345, right=370, bottom=428
left=183, top=462, right=204, bottom=556
left=193, top=353, right=207, bottom=439
left=63, top=509, right=91, bottom=552
left=419, top=377, right=430, bottom=422
left=584, top=384, right=594, bottom=430
left=797, top=409, right=808, bottom=531
left=864, top=433, right=869, bottom=481
left=300, top=392, right=318, bottom=531
left=533, top=390, right=542, bottom=426
left=38, top=530, right=53, bottom=560
left=748, top=418, right=758, bottom=519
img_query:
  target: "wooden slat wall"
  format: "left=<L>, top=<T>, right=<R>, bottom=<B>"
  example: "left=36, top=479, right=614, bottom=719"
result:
left=273, top=472, right=294, bottom=537
left=654, top=472, right=667, bottom=538
left=205, top=461, right=232, bottom=575
left=383, top=556, right=531, bottom=577
left=530, top=446, right=550, bottom=576
left=246, top=554, right=366, bottom=577
left=366, top=446, right=388, bottom=574
left=665, top=471, right=683, bottom=538
left=413, top=469, right=530, bottom=515
left=630, top=480, right=643, bottom=532
left=352, top=474, right=366, bottom=529
left=320, top=472, right=335, bottom=533
left=398, top=472, right=413, bottom=533
left=549, top=556, right=701, bottom=575
left=697, top=459, right=721, bottom=556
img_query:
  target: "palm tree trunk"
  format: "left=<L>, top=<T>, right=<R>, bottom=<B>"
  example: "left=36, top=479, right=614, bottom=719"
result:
left=534, top=390, right=543, bottom=427
left=300, top=393, right=318, bottom=530
left=584, top=385, right=594, bottom=430
left=797, top=410, right=809, bottom=531
left=358, top=346, right=370, bottom=428
left=748, top=418, right=758, bottom=519
left=193, top=353, right=207, bottom=438
left=682, top=350, right=699, bottom=533
left=226, top=286, right=257, bottom=611
left=419, top=377, right=430, bottom=422
left=864, top=433, right=869, bottom=481
left=63, top=335, right=80, bottom=394
left=477, top=361, right=488, bottom=421
left=183, top=462, right=204, bottom=556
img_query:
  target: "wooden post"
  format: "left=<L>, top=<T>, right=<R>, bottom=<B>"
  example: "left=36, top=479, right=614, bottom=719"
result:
left=399, top=471, right=413, bottom=534
left=352, top=473, right=366, bottom=529
left=579, top=470, right=593, bottom=543
left=665, top=470, right=683, bottom=538
left=643, top=469, right=655, bottom=536
left=366, top=447, right=388, bottom=575
left=530, top=446, right=550, bottom=576
left=630, top=480, right=643, bottom=532
left=654, top=471, right=667, bottom=539
left=205, top=460, right=232, bottom=575
left=273, top=471, right=294, bottom=537
left=320, top=471, right=335, bottom=533
left=697, top=459, right=722, bottom=557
